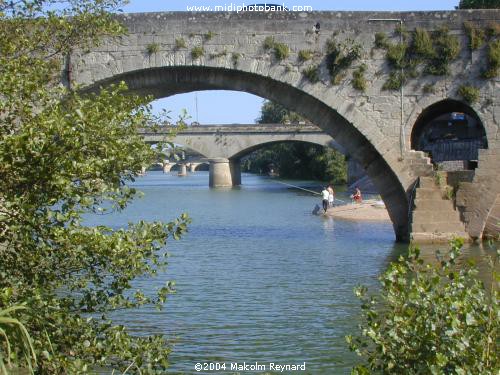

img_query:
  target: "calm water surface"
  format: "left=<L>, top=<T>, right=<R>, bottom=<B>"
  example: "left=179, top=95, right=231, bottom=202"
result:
left=86, top=171, right=493, bottom=374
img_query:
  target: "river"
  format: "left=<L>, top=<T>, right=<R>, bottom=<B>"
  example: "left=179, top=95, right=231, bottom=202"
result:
left=86, top=171, right=494, bottom=374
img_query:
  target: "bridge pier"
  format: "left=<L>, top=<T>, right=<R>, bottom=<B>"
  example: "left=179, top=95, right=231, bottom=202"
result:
left=163, top=162, right=172, bottom=173
left=189, top=163, right=198, bottom=173
left=209, top=158, right=241, bottom=187
left=178, top=163, right=187, bottom=177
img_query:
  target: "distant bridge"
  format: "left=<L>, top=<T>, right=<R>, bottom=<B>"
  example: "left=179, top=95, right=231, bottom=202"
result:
left=140, top=123, right=342, bottom=186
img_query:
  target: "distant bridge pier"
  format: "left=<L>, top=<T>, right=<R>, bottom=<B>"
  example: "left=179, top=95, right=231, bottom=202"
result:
left=189, top=163, right=200, bottom=173
left=209, top=158, right=240, bottom=187
left=178, top=163, right=187, bottom=177
left=162, top=162, right=172, bottom=173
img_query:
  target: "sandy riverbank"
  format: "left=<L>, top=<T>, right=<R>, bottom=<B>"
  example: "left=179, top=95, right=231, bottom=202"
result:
left=325, top=200, right=390, bottom=221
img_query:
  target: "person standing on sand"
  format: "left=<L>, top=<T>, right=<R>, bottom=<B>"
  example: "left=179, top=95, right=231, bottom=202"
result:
left=327, top=185, right=335, bottom=207
left=321, top=187, right=330, bottom=213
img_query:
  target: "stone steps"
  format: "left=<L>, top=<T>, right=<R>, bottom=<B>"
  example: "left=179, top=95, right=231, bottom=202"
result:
left=411, top=232, right=471, bottom=244
left=411, top=174, right=469, bottom=243
left=412, top=221, right=466, bottom=233
left=404, top=151, right=434, bottom=179
left=412, top=210, right=461, bottom=223
left=413, top=198, right=455, bottom=211
left=419, top=176, right=437, bottom=189
left=415, top=188, right=444, bottom=200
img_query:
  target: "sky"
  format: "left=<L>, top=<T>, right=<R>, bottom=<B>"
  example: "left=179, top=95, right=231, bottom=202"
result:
left=121, top=1, right=459, bottom=124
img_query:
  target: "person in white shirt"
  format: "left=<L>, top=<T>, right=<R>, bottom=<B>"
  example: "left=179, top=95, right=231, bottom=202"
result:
left=327, top=185, right=335, bottom=207
left=321, top=187, right=330, bottom=213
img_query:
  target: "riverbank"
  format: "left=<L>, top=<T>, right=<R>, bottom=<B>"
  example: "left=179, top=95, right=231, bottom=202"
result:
left=326, top=200, right=390, bottom=221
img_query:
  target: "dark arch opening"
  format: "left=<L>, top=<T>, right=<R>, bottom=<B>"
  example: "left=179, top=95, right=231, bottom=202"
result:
left=86, top=66, right=410, bottom=241
left=234, top=140, right=343, bottom=180
left=195, top=163, right=209, bottom=171
left=411, top=99, right=487, bottom=170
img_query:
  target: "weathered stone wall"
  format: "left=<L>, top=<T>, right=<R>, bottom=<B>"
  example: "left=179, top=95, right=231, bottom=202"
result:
left=71, top=10, right=500, bottom=240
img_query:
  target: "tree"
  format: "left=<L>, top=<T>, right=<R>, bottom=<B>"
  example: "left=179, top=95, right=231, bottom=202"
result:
left=0, top=1, right=189, bottom=372
left=248, top=101, right=347, bottom=184
left=457, top=0, right=500, bottom=8
left=347, top=239, right=499, bottom=374
left=255, top=101, right=304, bottom=124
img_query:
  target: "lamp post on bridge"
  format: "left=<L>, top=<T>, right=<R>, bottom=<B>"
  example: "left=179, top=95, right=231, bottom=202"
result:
left=369, top=18, right=406, bottom=159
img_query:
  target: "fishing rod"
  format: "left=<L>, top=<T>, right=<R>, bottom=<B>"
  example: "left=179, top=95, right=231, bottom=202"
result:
left=272, top=180, right=347, bottom=203
left=273, top=180, right=321, bottom=195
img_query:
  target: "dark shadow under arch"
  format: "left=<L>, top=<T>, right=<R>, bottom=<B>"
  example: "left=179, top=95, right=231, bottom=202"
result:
left=88, top=66, right=410, bottom=241
left=411, top=99, right=487, bottom=166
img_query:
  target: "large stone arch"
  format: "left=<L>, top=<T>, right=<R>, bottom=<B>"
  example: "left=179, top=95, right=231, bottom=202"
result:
left=87, top=65, right=410, bottom=240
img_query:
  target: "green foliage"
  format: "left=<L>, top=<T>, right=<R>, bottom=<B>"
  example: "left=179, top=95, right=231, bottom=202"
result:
left=422, top=83, right=436, bottom=94
left=352, top=64, right=367, bottom=92
left=232, top=52, right=241, bottom=67
left=483, top=39, right=500, bottom=78
left=434, top=170, right=447, bottom=187
left=175, top=37, right=186, bottom=49
left=249, top=101, right=347, bottom=183
left=273, top=42, right=290, bottom=61
left=243, top=143, right=347, bottom=184
left=191, top=46, right=204, bottom=59
left=262, top=36, right=289, bottom=61
left=298, top=49, right=314, bottom=62
left=378, top=26, right=461, bottom=89
left=209, top=49, right=228, bottom=58
left=0, top=1, right=190, bottom=373
left=412, top=28, right=434, bottom=59
left=374, top=32, right=389, bottom=49
left=382, top=71, right=406, bottom=90
left=458, top=0, right=500, bottom=8
left=325, top=37, right=361, bottom=85
left=386, top=42, right=407, bottom=69
left=485, top=22, right=500, bottom=39
left=348, top=239, right=499, bottom=374
left=426, top=27, right=460, bottom=75
left=0, top=303, right=37, bottom=374
left=302, top=65, right=320, bottom=83
left=464, top=22, right=486, bottom=50
left=263, top=36, right=275, bottom=50
left=204, top=31, right=216, bottom=41
left=458, top=84, right=480, bottom=104
left=146, top=42, right=160, bottom=55
left=256, top=101, right=304, bottom=124
left=394, top=23, right=410, bottom=41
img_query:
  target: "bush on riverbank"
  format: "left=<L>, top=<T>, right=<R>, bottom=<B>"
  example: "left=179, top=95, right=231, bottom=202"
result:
left=347, top=239, right=499, bottom=374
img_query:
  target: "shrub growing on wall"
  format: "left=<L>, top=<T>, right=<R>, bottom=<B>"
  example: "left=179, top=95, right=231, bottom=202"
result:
left=484, top=39, right=500, bottom=78
left=458, top=85, right=480, bottom=103
left=325, top=37, right=361, bottom=85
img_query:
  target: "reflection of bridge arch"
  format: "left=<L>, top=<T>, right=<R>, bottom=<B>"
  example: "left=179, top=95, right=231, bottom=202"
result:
left=74, top=11, right=500, bottom=241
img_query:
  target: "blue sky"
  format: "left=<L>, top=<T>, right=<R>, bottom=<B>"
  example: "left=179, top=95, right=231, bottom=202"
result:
left=122, top=1, right=459, bottom=124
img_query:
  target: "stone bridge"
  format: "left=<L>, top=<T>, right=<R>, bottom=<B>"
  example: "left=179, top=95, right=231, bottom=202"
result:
left=71, top=10, right=500, bottom=241
left=141, top=123, right=341, bottom=185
